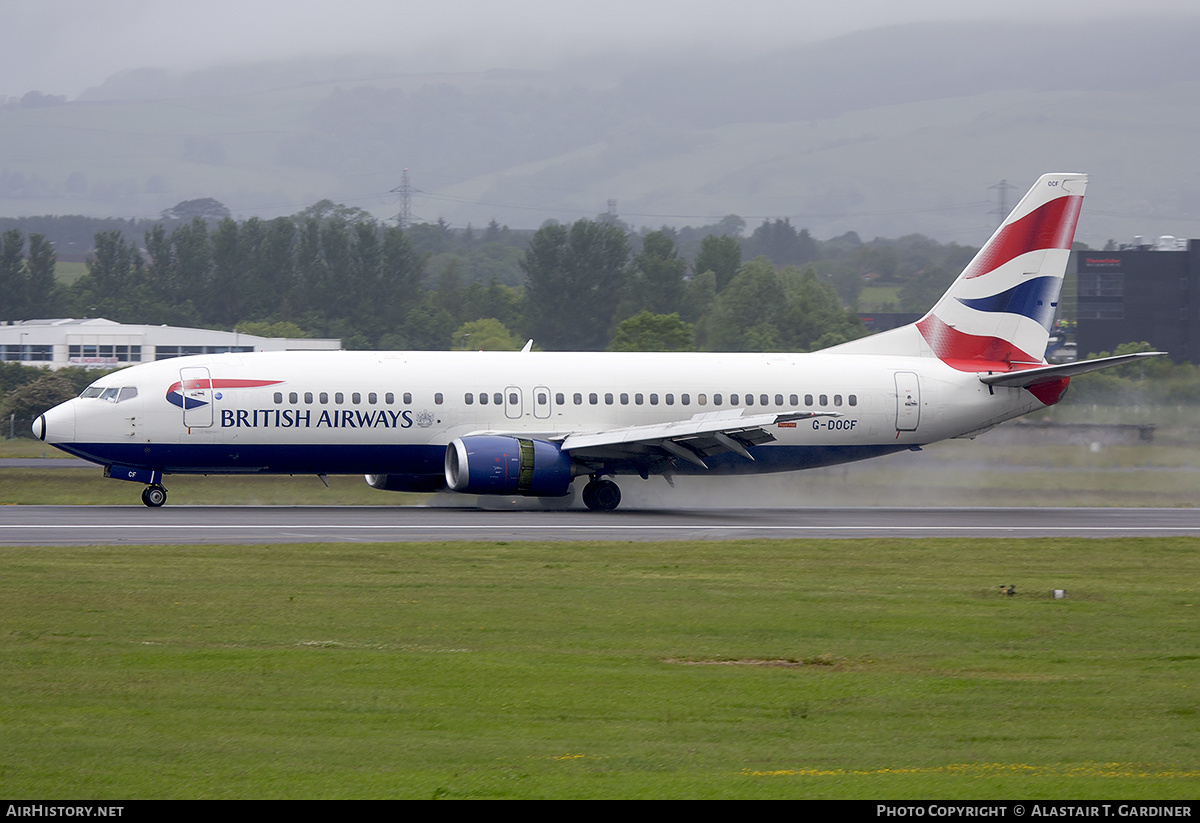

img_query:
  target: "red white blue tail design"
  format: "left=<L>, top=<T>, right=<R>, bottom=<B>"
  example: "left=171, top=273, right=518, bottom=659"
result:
left=916, top=173, right=1086, bottom=371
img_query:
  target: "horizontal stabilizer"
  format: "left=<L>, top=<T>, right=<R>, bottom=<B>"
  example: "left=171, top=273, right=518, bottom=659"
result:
left=978, top=351, right=1165, bottom=388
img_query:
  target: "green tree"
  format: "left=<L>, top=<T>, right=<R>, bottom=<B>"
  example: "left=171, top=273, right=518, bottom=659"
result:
left=2, top=373, right=77, bottom=436
left=521, top=219, right=630, bottom=351
left=632, top=231, right=686, bottom=315
left=704, top=258, right=787, bottom=351
left=779, top=267, right=867, bottom=350
left=609, top=311, right=695, bottom=352
left=0, top=230, right=26, bottom=320
left=24, top=233, right=55, bottom=317
left=452, top=318, right=522, bottom=351
left=694, top=234, right=742, bottom=292
left=899, top=266, right=956, bottom=313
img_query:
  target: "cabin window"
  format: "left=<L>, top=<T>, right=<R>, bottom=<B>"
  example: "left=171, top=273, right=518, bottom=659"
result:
left=849, top=395, right=858, bottom=406
left=665, top=394, right=675, bottom=405
left=537, top=392, right=548, bottom=405
left=509, top=392, right=518, bottom=405
left=386, top=392, right=394, bottom=404
left=730, top=394, right=739, bottom=405
left=464, top=393, right=474, bottom=404
left=819, top=394, right=828, bottom=406
left=573, top=393, right=583, bottom=405
left=834, top=394, right=842, bottom=406
left=434, top=393, right=443, bottom=405
left=479, top=392, right=488, bottom=405
left=745, top=394, right=754, bottom=406
left=403, top=392, right=412, bottom=404
left=760, top=394, right=769, bottom=406
left=789, top=394, right=798, bottom=406
left=589, top=393, right=598, bottom=405
left=320, top=392, right=329, bottom=404
left=369, top=392, right=378, bottom=404
left=605, top=393, right=614, bottom=405
left=805, top=394, right=813, bottom=405
left=304, top=392, right=314, bottom=404
left=713, top=393, right=722, bottom=406
left=774, top=394, right=783, bottom=406
left=273, top=392, right=283, bottom=404
left=635, top=393, right=644, bottom=405
left=492, top=392, right=502, bottom=405
left=650, top=393, right=659, bottom=405
left=620, top=393, right=629, bottom=405
left=681, top=394, right=690, bottom=405
left=698, top=394, right=707, bottom=406
left=556, top=393, right=565, bottom=405
left=352, top=392, right=361, bottom=404
left=335, top=392, right=344, bottom=404
left=289, top=392, right=299, bottom=404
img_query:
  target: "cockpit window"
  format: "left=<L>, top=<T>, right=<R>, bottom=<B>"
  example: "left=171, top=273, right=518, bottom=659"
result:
left=81, top=385, right=138, bottom=403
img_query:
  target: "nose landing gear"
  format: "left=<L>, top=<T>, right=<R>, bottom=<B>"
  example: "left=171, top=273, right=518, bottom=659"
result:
left=141, top=484, right=168, bottom=508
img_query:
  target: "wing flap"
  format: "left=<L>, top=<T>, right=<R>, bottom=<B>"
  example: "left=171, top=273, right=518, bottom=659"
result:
left=559, top=408, right=836, bottom=466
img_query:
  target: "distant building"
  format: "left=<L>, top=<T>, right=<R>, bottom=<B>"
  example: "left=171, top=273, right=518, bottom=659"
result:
left=1074, top=238, right=1200, bottom=363
left=0, top=318, right=340, bottom=369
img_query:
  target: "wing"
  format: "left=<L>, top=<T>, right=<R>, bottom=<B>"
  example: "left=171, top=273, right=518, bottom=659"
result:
left=554, top=408, right=837, bottom=469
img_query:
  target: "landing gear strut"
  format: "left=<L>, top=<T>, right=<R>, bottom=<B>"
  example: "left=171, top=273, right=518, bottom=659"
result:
left=141, top=484, right=167, bottom=508
left=582, top=477, right=621, bottom=511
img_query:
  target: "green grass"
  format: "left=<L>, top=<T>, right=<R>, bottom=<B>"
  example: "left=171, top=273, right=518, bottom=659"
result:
left=0, top=537, right=1196, bottom=798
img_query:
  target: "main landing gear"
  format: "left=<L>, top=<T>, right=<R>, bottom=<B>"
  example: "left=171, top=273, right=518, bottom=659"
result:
left=141, top=484, right=168, bottom=508
left=581, top=477, right=621, bottom=511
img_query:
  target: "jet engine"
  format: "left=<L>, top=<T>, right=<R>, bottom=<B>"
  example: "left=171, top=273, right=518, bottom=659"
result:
left=445, top=436, right=575, bottom=497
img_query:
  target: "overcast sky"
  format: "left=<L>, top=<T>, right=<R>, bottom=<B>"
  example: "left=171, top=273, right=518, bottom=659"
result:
left=5, top=0, right=1199, bottom=100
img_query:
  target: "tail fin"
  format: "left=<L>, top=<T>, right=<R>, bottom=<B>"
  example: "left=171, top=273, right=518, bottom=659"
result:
left=829, top=173, right=1086, bottom=369
left=916, top=173, right=1086, bottom=370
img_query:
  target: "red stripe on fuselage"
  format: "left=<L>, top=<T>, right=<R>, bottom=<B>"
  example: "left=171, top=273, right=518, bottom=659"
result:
left=167, top=378, right=284, bottom=393
left=962, top=195, right=1082, bottom=280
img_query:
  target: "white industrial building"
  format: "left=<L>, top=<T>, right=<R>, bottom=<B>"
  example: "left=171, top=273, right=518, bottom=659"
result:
left=0, top=318, right=340, bottom=369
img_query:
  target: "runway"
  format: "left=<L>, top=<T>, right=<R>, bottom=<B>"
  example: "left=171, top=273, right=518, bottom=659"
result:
left=3, top=505, right=1200, bottom=545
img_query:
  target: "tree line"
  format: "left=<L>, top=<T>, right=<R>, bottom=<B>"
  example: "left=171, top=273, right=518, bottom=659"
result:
left=0, top=199, right=994, bottom=356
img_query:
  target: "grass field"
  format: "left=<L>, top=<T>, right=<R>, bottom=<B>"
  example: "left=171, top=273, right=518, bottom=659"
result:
left=0, top=537, right=1196, bottom=799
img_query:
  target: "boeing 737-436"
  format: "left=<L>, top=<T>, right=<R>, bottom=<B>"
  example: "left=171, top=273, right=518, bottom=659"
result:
left=33, top=173, right=1160, bottom=510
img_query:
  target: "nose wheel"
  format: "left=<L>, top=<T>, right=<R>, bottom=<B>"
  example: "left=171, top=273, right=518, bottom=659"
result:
left=141, top=484, right=168, bottom=508
left=582, top=478, right=621, bottom=511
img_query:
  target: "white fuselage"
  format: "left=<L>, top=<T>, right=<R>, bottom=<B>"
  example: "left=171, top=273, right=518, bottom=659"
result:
left=40, top=348, right=1045, bottom=483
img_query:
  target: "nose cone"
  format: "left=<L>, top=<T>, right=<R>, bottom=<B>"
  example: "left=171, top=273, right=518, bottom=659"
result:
left=37, top=400, right=76, bottom=444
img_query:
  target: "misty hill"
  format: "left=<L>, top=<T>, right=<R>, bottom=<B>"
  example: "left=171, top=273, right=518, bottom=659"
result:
left=2, top=15, right=1199, bottom=247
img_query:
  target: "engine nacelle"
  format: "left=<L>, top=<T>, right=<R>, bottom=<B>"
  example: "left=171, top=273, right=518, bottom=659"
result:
left=445, top=436, right=574, bottom=497
left=364, top=473, right=447, bottom=493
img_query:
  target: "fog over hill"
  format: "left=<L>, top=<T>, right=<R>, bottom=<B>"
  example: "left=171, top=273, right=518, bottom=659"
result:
left=3, top=15, right=1200, bottom=247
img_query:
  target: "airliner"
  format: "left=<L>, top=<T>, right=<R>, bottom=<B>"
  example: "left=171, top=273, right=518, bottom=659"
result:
left=33, top=173, right=1159, bottom=510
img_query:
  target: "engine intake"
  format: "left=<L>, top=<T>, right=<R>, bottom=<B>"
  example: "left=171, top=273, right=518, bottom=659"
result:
left=445, top=436, right=574, bottom=497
